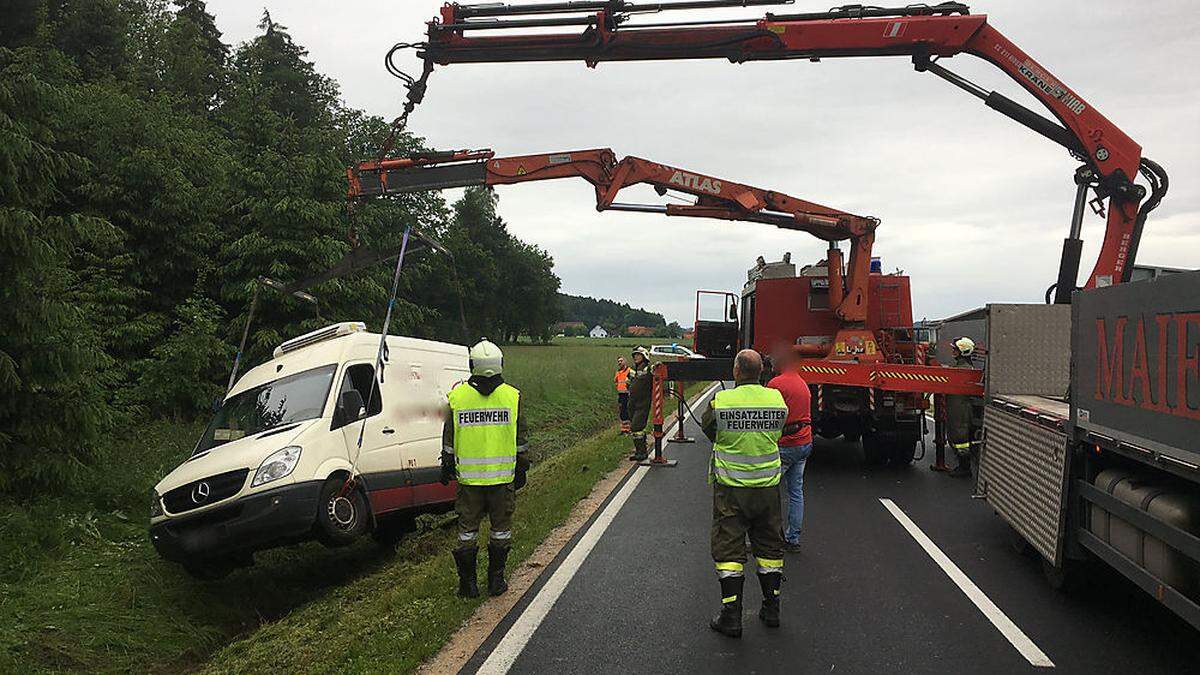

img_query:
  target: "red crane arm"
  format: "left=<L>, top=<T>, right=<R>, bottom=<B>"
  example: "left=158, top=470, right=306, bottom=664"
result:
left=408, top=2, right=1166, bottom=295
left=348, top=146, right=878, bottom=320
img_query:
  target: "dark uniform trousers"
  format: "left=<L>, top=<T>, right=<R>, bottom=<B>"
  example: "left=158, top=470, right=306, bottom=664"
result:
left=711, top=482, right=786, bottom=564
left=457, top=483, right=516, bottom=547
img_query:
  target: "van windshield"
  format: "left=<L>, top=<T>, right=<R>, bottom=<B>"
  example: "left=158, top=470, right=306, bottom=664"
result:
left=195, top=365, right=337, bottom=455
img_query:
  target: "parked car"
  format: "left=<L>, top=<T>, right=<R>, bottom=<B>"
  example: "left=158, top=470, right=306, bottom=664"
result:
left=649, top=343, right=705, bottom=360
left=149, top=322, right=469, bottom=579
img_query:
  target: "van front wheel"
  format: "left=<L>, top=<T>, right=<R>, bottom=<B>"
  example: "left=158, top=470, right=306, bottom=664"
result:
left=315, top=477, right=369, bottom=547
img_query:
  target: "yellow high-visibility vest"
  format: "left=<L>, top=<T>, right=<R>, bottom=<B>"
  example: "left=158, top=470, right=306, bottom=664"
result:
left=449, top=382, right=520, bottom=486
left=712, top=384, right=787, bottom=488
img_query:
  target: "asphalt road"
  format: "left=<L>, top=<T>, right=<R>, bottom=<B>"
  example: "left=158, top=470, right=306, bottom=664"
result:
left=464, top=386, right=1200, bottom=674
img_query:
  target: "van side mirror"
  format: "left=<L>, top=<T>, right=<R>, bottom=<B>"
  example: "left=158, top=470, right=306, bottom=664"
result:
left=335, top=390, right=366, bottom=428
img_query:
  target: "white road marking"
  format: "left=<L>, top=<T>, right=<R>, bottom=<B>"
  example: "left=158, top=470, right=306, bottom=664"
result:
left=879, top=498, right=1055, bottom=669
left=477, top=382, right=721, bottom=675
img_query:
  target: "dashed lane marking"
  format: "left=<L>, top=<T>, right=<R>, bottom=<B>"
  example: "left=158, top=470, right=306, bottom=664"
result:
left=477, top=382, right=722, bottom=675
left=879, top=498, right=1055, bottom=669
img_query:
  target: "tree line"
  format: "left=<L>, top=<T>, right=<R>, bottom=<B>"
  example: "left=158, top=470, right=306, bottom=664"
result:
left=556, top=293, right=684, bottom=337
left=0, top=0, right=560, bottom=495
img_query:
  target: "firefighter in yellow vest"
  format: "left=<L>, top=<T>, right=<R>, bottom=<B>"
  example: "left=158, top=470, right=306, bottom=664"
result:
left=441, top=339, right=530, bottom=597
left=701, top=349, right=789, bottom=638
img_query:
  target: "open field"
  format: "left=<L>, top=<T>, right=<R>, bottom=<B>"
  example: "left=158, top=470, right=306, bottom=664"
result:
left=0, top=342, right=710, bottom=673
left=548, top=336, right=688, bottom=348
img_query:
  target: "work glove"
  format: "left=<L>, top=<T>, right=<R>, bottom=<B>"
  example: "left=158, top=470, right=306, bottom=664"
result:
left=513, top=455, right=531, bottom=491
left=440, top=451, right=456, bottom=485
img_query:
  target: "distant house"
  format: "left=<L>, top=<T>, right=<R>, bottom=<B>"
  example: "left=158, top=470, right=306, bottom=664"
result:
left=589, top=325, right=609, bottom=338
left=626, top=325, right=655, bottom=337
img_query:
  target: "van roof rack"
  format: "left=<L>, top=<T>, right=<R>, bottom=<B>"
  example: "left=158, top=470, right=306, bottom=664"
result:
left=274, top=322, right=366, bottom=358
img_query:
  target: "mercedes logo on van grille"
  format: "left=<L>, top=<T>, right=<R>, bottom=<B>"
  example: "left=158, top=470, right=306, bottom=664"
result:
left=191, top=481, right=211, bottom=504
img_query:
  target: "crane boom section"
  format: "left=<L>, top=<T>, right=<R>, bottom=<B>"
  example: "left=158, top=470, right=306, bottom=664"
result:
left=416, top=3, right=1157, bottom=288
left=348, top=146, right=878, bottom=320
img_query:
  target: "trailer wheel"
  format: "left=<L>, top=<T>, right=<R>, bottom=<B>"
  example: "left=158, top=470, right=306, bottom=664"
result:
left=1007, top=525, right=1033, bottom=557
left=315, top=476, right=369, bottom=547
left=1041, top=557, right=1088, bottom=593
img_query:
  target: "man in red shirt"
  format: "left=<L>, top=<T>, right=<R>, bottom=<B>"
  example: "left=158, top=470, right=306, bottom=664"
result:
left=767, top=347, right=813, bottom=553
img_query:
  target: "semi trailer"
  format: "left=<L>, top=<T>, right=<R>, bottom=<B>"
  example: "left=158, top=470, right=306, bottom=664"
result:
left=979, top=271, right=1200, bottom=628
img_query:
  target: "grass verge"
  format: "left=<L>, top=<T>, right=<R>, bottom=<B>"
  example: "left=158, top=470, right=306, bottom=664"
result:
left=200, top=426, right=636, bottom=673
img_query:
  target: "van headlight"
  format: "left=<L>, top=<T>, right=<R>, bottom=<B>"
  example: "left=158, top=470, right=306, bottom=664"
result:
left=150, top=490, right=163, bottom=518
left=252, top=446, right=302, bottom=487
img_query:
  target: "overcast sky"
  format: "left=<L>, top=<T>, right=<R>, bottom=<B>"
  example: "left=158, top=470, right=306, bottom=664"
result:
left=210, top=1, right=1198, bottom=325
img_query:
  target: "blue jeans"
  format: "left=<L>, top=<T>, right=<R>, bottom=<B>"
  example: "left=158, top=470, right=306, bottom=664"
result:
left=779, top=443, right=813, bottom=545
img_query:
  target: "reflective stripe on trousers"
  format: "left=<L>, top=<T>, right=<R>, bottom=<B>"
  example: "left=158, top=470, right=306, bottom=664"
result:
left=715, top=561, right=744, bottom=578
left=756, top=556, right=783, bottom=574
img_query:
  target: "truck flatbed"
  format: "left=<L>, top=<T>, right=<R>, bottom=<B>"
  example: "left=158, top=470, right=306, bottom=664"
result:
left=990, top=394, right=1070, bottom=429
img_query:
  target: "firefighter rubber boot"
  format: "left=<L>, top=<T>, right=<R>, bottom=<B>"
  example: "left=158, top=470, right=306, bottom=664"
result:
left=949, top=447, right=972, bottom=477
left=487, top=542, right=510, bottom=596
left=628, top=435, right=648, bottom=461
left=709, top=576, right=744, bottom=638
left=757, top=572, right=782, bottom=627
left=453, top=546, right=479, bottom=598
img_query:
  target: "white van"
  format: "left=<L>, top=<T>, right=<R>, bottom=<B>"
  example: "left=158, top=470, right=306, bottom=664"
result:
left=149, top=322, right=469, bottom=579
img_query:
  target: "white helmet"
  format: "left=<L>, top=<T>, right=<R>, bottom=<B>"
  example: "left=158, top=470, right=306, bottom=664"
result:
left=469, top=339, right=504, bottom=377
left=952, top=336, right=975, bottom=357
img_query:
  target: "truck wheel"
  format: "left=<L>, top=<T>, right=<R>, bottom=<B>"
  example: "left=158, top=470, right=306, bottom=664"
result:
left=315, top=477, right=369, bottom=547
left=842, top=430, right=862, bottom=443
left=889, top=438, right=917, bottom=466
left=862, top=432, right=887, bottom=465
left=372, top=513, right=417, bottom=550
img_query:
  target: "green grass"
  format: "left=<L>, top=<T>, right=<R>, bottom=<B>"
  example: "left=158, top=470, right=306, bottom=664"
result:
left=0, top=342, right=703, bottom=673
left=504, top=343, right=645, bottom=461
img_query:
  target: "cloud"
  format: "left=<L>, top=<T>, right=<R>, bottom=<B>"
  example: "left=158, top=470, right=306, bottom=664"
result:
left=209, top=1, right=1199, bottom=324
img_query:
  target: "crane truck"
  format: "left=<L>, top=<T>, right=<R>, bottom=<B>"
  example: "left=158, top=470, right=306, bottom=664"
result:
left=703, top=252, right=926, bottom=465
left=373, top=1, right=1167, bottom=467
